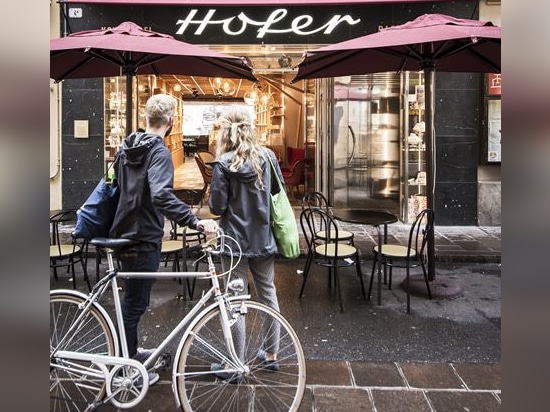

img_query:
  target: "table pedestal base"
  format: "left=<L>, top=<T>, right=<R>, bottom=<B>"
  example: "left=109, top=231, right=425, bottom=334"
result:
left=401, top=274, right=464, bottom=300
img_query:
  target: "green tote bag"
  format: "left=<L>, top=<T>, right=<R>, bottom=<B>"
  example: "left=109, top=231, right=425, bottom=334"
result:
left=266, top=153, right=300, bottom=259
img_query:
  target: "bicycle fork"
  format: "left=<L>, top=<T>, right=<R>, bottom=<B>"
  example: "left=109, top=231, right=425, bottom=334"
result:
left=211, top=293, right=250, bottom=375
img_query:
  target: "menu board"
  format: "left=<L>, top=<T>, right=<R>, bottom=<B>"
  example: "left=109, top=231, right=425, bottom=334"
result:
left=487, top=99, right=501, bottom=163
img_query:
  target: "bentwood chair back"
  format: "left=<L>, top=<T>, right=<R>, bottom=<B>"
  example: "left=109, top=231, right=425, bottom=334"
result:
left=299, top=207, right=365, bottom=312
left=194, top=152, right=214, bottom=200
left=170, top=189, right=207, bottom=245
left=50, top=209, right=91, bottom=291
left=282, top=159, right=306, bottom=199
left=301, top=191, right=354, bottom=245
left=368, top=208, right=434, bottom=314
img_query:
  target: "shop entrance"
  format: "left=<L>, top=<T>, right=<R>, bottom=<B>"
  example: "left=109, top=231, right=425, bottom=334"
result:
left=103, top=44, right=318, bottom=204
left=164, top=44, right=316, bottom=201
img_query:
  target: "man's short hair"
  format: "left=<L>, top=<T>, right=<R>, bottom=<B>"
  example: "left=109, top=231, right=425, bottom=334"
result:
left=146, top=94, right=176, bottom=127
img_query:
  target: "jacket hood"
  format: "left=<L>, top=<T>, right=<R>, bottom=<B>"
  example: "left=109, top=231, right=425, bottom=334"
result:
left=121, top=132, right=163, bottom=166
left=215, top=151, right=266, bottom=184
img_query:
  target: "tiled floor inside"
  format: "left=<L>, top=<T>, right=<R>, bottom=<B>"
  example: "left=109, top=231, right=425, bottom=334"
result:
left=174, top=156, right=205, bottom=193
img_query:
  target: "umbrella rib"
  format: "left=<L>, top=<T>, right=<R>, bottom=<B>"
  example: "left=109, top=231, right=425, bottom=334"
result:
left=463, top=46, right=501, bottom=73
left=85, top=49, right=126, bottom=70
left=195, top=56, right=257, bottom=80
left=433, top=38, right=501, bottom=73
left=55, top=52, right=98, bottom=80
left=297, top=49, right=365, bottom=79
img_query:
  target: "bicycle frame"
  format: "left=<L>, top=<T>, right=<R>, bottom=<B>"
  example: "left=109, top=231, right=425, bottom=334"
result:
left=52, top=234, right=251, bottom=385
left=51, top=232, right=307, bottom=412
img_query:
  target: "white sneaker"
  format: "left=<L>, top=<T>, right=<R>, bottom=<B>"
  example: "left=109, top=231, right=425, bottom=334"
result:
left=133, top=347, right=157, bottom=363
left=135, top=372, right=159, bottom=389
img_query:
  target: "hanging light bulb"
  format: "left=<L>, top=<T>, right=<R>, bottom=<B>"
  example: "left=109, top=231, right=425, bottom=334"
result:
left=212, top=77, right=223, bottom=90
left=221, top=78, right=236, bottom=95
left=244, top=83, right=260, bottom=105
left=210, top=77, right=236, bottom=96
left=260, top=91, right=274, bottom=108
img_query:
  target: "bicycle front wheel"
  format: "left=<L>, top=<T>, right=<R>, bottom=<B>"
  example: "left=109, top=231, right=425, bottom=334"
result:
left=174, top=300, right=306, bottom=412
left=50, top=292, right=117, bottom=412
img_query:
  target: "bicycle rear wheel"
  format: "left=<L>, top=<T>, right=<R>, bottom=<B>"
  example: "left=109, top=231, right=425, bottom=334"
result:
left=50, top=292, right=117, bottom=412
left=174, top=300, right=306, bottom=412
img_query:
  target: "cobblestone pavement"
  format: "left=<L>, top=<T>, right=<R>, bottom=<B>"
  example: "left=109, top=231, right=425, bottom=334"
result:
left=51, top=207, right=500, bottom=411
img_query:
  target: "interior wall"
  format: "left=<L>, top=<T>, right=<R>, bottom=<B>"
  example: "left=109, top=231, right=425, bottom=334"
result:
left=282, top=72, right=304, bottom=151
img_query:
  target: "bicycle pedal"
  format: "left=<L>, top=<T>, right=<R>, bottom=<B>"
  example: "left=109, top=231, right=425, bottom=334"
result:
left=155, top=352, right=171, bottom=370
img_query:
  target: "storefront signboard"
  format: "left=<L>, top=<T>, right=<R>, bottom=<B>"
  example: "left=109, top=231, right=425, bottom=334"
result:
left=59, top=1, right=478, bottom=44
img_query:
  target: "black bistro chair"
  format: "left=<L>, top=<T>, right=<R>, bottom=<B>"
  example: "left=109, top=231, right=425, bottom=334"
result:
left=299, top=207, right=365, bottom=312
left=166, top=189, right=208, bottom=299
left=170, top=189, right=207, bottom=246
left=50, top=209, right=91, bottom=291
left=301, top=191, right=354, bottom=246
left=368, top=208, right=434, bottom=314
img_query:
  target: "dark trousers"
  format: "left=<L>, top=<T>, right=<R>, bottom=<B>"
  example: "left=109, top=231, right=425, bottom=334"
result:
left=118, top=249, right=160, bottom=358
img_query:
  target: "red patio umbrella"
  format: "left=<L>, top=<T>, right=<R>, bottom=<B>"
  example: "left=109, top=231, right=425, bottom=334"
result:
left=293, top=13, right=501, bottom=282
left=50, top=21, right=256, bottom=132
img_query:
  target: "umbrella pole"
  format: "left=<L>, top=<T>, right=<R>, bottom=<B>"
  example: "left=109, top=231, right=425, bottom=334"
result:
left=424, top=66, right=436, bottom=281
left=125, top=73, right=133, bottom=136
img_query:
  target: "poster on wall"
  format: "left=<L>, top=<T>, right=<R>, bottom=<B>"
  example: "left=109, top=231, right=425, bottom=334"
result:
left=484, top=73, right=501, bottom=164
left=487, top=99, right=501, bottom=162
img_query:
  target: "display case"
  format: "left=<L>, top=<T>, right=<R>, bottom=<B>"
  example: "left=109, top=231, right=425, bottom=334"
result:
left=254, top=82, right=285, bottom=159
left=104, top=77, right=127, bottom=170
left=103, top=75, right=184, bottom=174
left=400, top=71, right=427, bottom=223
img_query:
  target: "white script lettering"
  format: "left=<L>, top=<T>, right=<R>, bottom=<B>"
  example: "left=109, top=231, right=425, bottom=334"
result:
left=175, top=9, right=360, bottom=38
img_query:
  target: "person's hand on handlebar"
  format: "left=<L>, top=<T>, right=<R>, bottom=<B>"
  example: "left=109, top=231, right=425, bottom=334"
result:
left=196, top=219, right=219, bottom=233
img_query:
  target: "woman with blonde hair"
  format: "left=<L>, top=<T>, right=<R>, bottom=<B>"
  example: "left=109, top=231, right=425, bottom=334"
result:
left=209, top=106, right=284, bottom=373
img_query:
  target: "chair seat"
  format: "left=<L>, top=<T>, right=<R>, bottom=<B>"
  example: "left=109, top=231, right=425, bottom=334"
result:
left=50, top=244, right=80, bottom=258
left=374, top=244, right=416, bottom=258
left=174, top=226, right=203, bottom=238
left=315, top=243, right=357, bottom=258
left=317, top=229, right=354, bottom=242
left=161, top=240, right=184, bottom=253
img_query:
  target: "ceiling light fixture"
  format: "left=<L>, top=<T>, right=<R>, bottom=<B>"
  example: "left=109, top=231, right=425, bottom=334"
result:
left=210, top=77, right=236, bottom=96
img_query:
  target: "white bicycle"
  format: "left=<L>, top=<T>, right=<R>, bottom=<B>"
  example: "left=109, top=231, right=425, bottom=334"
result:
left=50, top=230, right=306, bottom=411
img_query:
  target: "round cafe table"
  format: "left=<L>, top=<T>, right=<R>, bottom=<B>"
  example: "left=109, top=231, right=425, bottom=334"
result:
left=331, top=208, right=398, bottom=305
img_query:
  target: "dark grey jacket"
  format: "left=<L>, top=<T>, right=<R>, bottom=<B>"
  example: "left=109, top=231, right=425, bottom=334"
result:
left=209, top=148, right=284, bottom=258
left=109, top=132, right=199, bottom=251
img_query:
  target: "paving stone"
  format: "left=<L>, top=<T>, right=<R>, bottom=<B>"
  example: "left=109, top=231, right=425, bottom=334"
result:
left=371, top=389, right=431, bottom=412
left=298, top=387, right=315, bottom=412
left=305, top=360, right=351, bottom=386
left=427, top=390, right=501, bottom=412
left=453, top=363, right=501, bottom=390
left=399, top=362, right=464, bottom=389
left=312, top=387, right=373, bottom=412
left=351, top=362, right=405, bottom=387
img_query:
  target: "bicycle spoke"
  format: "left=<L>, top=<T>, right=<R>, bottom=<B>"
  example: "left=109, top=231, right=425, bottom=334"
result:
left=175, top=300, right=306, bottom=412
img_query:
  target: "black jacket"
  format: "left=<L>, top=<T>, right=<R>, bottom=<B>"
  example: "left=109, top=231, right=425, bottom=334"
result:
left=109, top=132, right=199, bottom=251
left=209, top=148, right=283, bottom=257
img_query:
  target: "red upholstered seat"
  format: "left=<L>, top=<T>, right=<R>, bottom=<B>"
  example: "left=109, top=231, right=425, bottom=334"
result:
left=282, top=159, right=306, bottom=199
left=281, top=147, right=305, bottom=173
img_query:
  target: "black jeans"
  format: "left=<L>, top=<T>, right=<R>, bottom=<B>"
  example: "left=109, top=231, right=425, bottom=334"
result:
left=118, top=249, right=160, bottom=358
